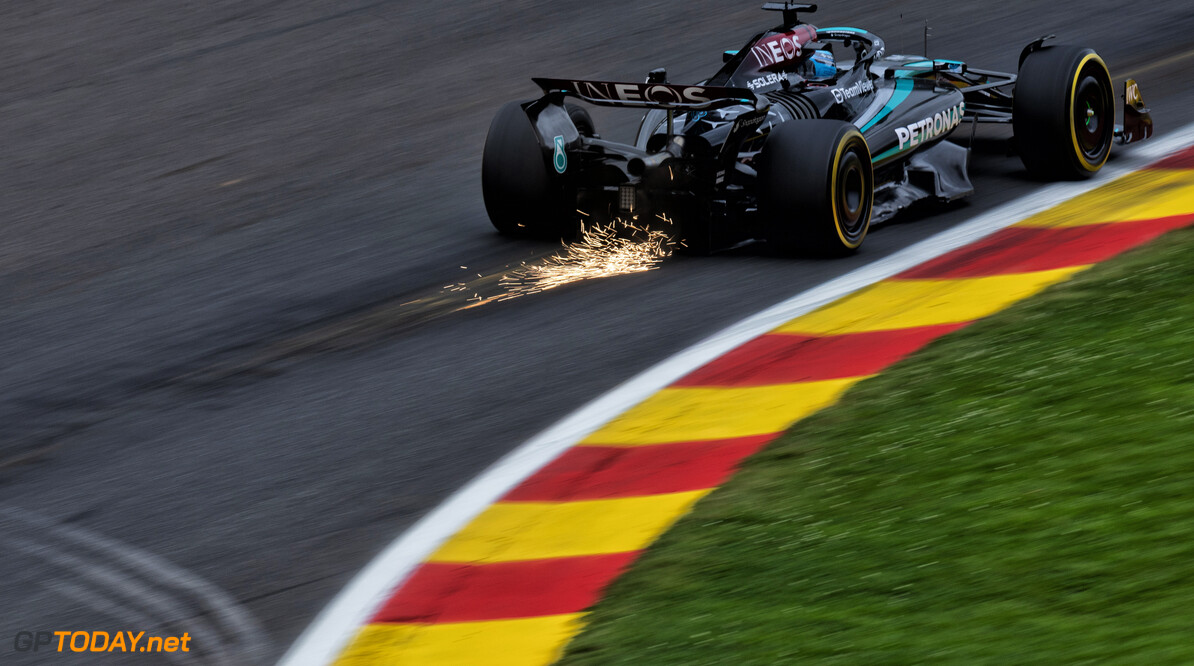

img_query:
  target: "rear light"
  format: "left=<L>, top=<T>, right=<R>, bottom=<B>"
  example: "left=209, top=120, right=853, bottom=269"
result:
left=619, top=183, right=636, bottom=213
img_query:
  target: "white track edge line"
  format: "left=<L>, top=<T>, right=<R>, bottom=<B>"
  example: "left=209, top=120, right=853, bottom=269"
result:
left=279, top=123, right=1194, bottom=666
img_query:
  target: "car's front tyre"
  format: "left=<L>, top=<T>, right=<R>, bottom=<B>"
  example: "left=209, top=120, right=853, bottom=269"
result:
left=1014, top=45, right=1115, bottom=179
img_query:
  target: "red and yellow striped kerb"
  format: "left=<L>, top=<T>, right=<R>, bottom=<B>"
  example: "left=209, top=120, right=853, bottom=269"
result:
left=336, top=146, right=1194, bottom=665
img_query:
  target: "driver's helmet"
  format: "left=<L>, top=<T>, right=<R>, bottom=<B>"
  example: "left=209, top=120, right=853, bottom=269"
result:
left=809, top=49, right=837, bottom=79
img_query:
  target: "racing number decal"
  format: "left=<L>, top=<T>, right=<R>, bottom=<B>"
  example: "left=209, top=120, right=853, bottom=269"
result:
left=1126, top=80, right=1143, bottom=109
left=553, top=135, right=567, bottom=173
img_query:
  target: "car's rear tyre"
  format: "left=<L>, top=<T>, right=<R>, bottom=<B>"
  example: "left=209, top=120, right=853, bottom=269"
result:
left=482, top=101, right=575, bottom=237
left=757, top=120, right=873, bottom=254
left=1014, top=45, right=1115, bottom=179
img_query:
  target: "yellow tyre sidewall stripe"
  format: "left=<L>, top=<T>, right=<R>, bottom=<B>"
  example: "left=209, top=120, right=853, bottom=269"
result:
left=1071, top=53, right=1112, bottom=173
left=831, top=129, right=871, bottom=249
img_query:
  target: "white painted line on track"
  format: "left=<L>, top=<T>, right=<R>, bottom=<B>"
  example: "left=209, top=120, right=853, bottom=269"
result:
left=279, top=122, right=1194, bottom=666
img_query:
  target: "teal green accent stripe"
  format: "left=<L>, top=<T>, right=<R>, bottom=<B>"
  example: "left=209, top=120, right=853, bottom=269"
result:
left=859, top=77, right=913, bottom=133
left=893, top=60, right=964, bottom=78
left=894, top=60, right=933, bottom=78
left=820, top=26, right=867, bottom=33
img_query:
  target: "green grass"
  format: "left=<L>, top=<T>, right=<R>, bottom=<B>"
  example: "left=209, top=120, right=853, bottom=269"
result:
left=560, top=226, right=1194, bottom=665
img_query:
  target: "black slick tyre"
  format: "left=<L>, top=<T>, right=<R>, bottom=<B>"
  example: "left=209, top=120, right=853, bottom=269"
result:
left=757, top=120, right=873, bottom=254
left=481, top=101, right=574, bottom=237
left=1014, top=45, right=1115, bottom=179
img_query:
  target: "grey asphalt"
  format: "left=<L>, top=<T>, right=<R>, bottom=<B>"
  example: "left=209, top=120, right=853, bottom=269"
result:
left=2, top=1, right=1193, bottom=663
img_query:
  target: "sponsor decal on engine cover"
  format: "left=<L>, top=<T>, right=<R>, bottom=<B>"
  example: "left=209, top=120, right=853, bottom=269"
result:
left=732, top=113, right=766, bottom=133
left=750, top=26, right=817, bottom=70
left=894, top=102, right=965, bottom=151
left=746, top=72, right=786, bottom=91
left=719, top=111, right=768, bottom=160
left=831, top=78, right=875, bottom=104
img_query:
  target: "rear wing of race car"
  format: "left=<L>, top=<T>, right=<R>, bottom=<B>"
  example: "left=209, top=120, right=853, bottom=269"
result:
left=532, top=77, right=762, bottom=111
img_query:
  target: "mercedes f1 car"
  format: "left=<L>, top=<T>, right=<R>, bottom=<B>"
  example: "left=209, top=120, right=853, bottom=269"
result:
left=482, top=2, right=1154, bottom=254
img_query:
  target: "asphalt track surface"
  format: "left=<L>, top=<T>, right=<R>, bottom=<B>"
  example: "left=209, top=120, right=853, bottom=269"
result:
left=2, top=1, right=1192, bottom=663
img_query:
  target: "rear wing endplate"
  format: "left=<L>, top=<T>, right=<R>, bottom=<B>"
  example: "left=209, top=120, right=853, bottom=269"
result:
left=533, top=77, right=761, bottom=111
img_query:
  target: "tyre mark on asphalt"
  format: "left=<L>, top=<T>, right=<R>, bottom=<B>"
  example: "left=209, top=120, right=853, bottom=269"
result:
left=1, top=507, right=271, bottom=665
left=45, top=580, right=201, bottom=665
left=8, top=535, right=228, bottom=663
left=170, top=259, right=539, bottom=387
left=4, top=220, right=669, bottom=462
left=179, top=223, right=673, bottom=384
left=3, top=224, right=658, bottom=464
left=0, top=248, right=551, bottom=459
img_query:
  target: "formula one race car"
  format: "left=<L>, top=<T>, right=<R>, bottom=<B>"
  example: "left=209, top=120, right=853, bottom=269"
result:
left=482, top=2, right=1154, bottom=254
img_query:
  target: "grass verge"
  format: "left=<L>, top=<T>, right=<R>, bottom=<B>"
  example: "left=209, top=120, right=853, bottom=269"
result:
left=559, top=226, right=1194, bottom=665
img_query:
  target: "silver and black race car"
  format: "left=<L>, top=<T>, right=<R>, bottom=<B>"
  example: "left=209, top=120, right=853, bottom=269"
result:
left=481, top=2, right=1154, bottom=254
